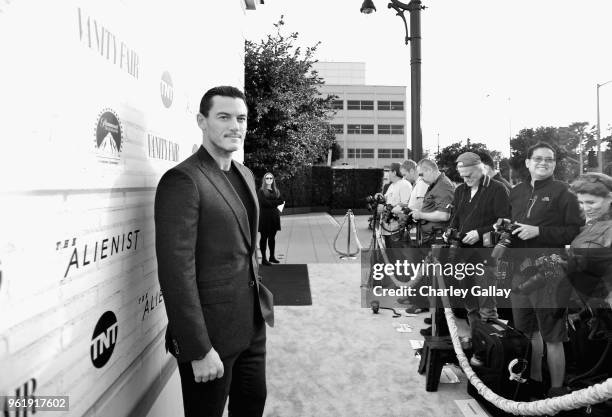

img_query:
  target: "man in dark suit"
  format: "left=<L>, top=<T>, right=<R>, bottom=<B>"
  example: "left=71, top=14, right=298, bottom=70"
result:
left=155, top=86, right=274, bottom=417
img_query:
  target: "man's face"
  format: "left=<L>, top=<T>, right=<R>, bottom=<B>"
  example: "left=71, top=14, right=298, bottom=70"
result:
left=417, top=165, right=434, bottom=184
left=458, top=165, right=483, bottom=188
left=526, top=147, right=555, bottom=180
left=389, top=170, right=400, bottom=182
left=197, top=96, right=247, bottom=154
left=402, top=167, right=417, bottom=183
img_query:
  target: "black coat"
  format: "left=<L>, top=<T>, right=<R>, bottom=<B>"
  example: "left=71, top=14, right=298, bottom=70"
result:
left=258, top=188, right=283, bottom=234
left=154, top=147, right=274, bottom=362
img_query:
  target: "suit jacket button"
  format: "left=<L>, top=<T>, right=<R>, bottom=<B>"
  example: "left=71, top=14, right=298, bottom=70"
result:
left=249, top=280, right=255, bottom=287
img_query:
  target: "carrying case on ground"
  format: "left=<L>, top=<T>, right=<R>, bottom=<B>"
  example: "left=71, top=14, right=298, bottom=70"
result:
left=467, top=319, right=531, bottom=417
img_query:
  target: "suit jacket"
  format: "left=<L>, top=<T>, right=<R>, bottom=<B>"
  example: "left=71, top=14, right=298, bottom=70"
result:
left=155, top=146, right=274, bottom=363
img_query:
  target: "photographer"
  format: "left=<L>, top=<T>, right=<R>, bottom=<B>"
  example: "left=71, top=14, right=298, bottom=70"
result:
left=411, top=159, right=455, bottom=247
left=379, top=162, right=412, bottom=248
left=448, top=152, right=510, bottom=362
left=400, top=159, right=428, bottom=211
left=508, top=142, right=583, bottom=398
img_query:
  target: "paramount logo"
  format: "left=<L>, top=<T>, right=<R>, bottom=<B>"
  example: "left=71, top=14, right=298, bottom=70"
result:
left=94, top=109, right=123, bottom=164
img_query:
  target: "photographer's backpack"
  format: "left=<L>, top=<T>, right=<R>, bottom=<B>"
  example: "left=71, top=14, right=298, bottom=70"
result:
left=467, top=319, right=531, bottom=417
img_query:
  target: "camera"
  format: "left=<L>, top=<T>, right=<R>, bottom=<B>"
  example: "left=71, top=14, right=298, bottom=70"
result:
left=365, top=193, right=386, bottom=212
left=513, top=254, right=564, bottom=295
left=491, top=218, right=520, bottom=259
left=445, top=227, right=463, bottom=249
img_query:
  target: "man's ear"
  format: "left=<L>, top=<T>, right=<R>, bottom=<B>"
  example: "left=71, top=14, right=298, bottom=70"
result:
left=196, top=113, right=206, bottom=130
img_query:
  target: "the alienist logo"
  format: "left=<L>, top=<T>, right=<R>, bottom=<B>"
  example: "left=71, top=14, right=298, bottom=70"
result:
left=94, top=109, right=123, bottom=164
left=91, top=311, right=118, bottom=368
left=160, top=71, right=174, bottom=108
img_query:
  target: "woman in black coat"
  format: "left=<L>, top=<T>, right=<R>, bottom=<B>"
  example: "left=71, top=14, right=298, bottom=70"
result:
left=258, top=172, right=284, bottom=265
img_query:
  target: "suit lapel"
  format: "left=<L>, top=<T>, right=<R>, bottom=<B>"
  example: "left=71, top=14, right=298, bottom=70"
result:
left=234, top=162, right=260, bottom=250
left=196, top=147, right=252, bottom=248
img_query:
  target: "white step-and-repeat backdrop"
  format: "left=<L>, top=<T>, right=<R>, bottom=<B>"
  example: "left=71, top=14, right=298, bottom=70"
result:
left=0, top=1, right=250, bottom=415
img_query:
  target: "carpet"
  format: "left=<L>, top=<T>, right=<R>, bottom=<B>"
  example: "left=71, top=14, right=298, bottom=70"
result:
left=259, top=264, right=312, bottom=306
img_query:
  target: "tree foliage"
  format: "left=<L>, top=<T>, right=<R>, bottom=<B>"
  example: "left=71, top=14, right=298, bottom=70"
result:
left=508, top=123, right=592, bottom=183
left=435, top=139, right=503, bottom=183
left=244, top=17, right=337, bottom=181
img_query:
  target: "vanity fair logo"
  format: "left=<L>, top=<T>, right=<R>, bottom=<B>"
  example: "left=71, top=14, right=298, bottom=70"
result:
left=90, top=311, right=118, bottom=368
left=94, top=109, right=123, bottom=164
left=160, top=71, right=174, bottom=108
left=77, top=7, right=140, bottom=79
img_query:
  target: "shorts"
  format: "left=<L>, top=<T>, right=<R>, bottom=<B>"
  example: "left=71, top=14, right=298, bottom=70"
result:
left=511, top=279, right=568, bottom=343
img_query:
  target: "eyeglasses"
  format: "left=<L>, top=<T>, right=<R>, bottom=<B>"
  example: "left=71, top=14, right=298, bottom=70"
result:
left=531, top=157, right=555, bottom=164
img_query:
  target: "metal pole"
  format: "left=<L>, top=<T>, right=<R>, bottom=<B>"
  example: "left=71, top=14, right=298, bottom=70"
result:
left=596, top=80, right=612, bottom=173
left=409, top=0, right=423, bottom=161
left=597, top=83, right=602, bottom=172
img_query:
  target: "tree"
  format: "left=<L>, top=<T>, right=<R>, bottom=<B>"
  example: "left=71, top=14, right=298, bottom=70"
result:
left=244, top=17, right=337, bottom=181
left=435, top=139, right=503, bottom=183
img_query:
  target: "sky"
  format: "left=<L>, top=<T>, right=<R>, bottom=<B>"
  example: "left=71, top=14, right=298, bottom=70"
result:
left=245, top=0, right=612, bottom=157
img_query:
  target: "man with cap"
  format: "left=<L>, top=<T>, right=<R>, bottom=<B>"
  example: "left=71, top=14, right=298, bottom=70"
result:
left=446, top=152, right=511, bottom=363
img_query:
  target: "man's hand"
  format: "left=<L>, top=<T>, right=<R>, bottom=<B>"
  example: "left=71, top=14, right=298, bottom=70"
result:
left=191, top=348, right=224, bottom=383
left=462, top=230, right=480, bottom=245
left=512, top=223, right=540, bottom=241
left=411, top=209, right=422, bottom=220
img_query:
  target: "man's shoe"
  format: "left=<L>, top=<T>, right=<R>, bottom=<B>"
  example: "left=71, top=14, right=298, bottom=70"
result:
left=460, top=336, right=472, bottom=351
left=525, top=379, right=546, bottom=400
left=420, top=327, right=432, bottom=336
left=424, top=317, right=432, bottom=325
left=469, top=355, right=484, bottom=367
left=269, top=257, right=280, bottom=264
left=547, top=386, right=570, bottom=398
left=262, top=259, right=272, bottom=266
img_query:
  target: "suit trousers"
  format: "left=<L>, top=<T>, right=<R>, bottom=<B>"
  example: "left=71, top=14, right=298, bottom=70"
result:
left=177, top=320, right=267, bottom=417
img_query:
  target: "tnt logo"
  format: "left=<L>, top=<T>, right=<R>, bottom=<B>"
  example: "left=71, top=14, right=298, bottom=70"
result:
left=90, top=311, right=118, bottom=368
left=160, top=71, right=174, bottom=108
left=2, top=378, right=37, bottom=417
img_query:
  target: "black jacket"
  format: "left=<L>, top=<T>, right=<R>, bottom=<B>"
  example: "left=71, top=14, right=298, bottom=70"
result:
left=509, top=176, right=583, bottom=248
left=450, top=175, right=510, bottom=247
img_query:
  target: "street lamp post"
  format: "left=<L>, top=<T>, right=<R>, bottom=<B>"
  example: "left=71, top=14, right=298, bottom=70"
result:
left=361, top=0, right=426, bottom=161
left=596, top=80, right=612, bottom=173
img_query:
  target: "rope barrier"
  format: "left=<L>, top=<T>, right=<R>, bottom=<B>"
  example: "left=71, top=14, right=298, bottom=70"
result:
left=433, top=271, right=612, bottom=415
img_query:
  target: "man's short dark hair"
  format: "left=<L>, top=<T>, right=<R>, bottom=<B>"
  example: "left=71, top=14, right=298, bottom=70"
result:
left=527, top=142, right=557, bottom=160
left=477, top=150, right=494, bottom=168
left=401, top=159, right=417, bottom=172
left=199, top=86, right=247, bottom=117
left=417, top=159, right=438, bottom=171
left=389, top=162, right=402, bottom=178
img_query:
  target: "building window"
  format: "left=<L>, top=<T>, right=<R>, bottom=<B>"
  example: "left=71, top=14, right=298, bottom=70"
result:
left=347, top=100, right=374, bottom=110
left=378, top=100, right=404, bottom=111
left=331, top=124, right=344, bottom=134
left=378, top=149, right=404, bottom=158
left=378, top=124, right=404, bottom=135
left=378, top=124, right=391, bottom=135
left=347, top=124, right=374, bottom=134
left=391, top=149, right=405, bottom=158
left=331, top=100, right=344, bottom=110
left=347, top=148, right=375, bottom=158
left=378, top=148, right=392, bottom=158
